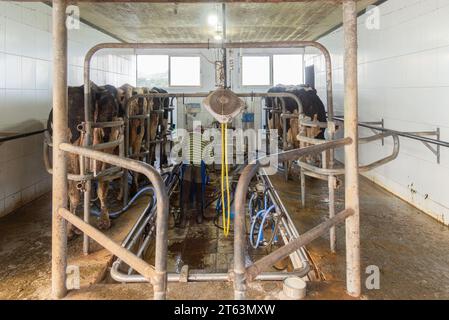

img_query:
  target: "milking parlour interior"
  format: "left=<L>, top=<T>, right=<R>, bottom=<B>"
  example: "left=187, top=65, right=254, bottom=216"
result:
left=1, top=0, right=449, bottom=305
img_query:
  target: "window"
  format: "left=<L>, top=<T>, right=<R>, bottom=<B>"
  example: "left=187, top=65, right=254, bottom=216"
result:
left=241, top=56, right=270, bottom=86
left=273, top=54, right=303, bottom=85
left=170, top=56, right=201, bottom=86
left=137, top=55, right=169, bottom=87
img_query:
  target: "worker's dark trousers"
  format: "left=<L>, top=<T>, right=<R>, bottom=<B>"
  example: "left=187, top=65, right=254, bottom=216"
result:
left=177, top=178, right=203, bottom=228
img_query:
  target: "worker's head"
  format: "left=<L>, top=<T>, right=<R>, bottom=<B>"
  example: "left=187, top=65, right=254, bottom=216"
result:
left=193, top=121, right=202, bottom=134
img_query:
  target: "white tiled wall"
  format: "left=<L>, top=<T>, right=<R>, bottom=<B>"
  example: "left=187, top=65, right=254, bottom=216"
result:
left=0, top=2, right=136, bottom=217
left=308, top=0, right=449, bottom=225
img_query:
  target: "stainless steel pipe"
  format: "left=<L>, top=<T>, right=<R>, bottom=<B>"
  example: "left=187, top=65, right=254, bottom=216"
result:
left=343, top=0, right=361, bottom=297
left=59, top=143, right=169, bottom=300
left=233, top=138, right=352, bottom=299
left=51, top=0, right=68, bottom=300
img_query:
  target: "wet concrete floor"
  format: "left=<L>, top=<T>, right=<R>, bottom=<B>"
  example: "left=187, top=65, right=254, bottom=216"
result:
left=143, top=178, right=279, bottom=274
left=269, top=172, right=449, bottom=299
left=0, top=172, right=448, bottom=299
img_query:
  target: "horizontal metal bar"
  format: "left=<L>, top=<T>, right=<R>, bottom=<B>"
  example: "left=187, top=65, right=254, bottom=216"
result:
left=268, top=137, right=352, bottom=164
left=298, top=133, right=400, bottom=176
left=297, top=136, right=327, bottom=145
left=91, top=136, right=124, bottom=150
left=334, top=116, right=449, bottom=148
left=127, top=92, right=304, bottom=112
left=110, top=259, right=309, bottom=283
left=361, top=121, right=383, bottom=126
left=280, top=113, right=298, bottom=120
left=58, top=207, right=156, bottom=281
left=88, top=120, right=124, bottom=128
left=128, top=114, right=150, bottom=120
left=299, top=119, right=329, bottom=128
left=0, top=129, right=45, bottom=143
left=302, top=169, right=330, bottom=181
left=246, top=208, right=354, bottom=281
left=263, top=108, right=282, bottom=113
left=406, top=131, right=439, bottom=137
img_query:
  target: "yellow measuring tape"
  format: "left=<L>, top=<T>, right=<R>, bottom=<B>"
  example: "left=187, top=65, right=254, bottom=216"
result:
left=221, top=123, right=232, bottom=236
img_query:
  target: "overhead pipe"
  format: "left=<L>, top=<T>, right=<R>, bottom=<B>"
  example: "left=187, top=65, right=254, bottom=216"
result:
left=83, top=40, right=331, bottom=115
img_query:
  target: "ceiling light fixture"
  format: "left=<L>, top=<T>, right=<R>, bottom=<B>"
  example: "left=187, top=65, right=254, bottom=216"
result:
left=208, top=14, right=218, bottom=26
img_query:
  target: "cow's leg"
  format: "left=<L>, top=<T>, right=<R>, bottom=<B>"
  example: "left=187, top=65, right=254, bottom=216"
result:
left=111, top=118, right=125, bottom=202
left=149, top=113, right=159, bottom=166
left=176, top=166, right=191, bottom=229
left=97, top=175, right=111, bottom=230
left=161, top=119, right=168, bottom=166
left=91, top=128, right=111, bottom=229
left=128, top=120, right=139, bottom=194
left=68, top=180, right=81, bottom=238
left=129, top=121, right=137, bottom=157
left=132, top=123, right=145, bottom=191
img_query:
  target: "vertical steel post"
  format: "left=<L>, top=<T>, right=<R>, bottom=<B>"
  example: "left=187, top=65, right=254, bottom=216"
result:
left=300, top=167, right=305, bottom=207
left=82, top=127, right=92, bottom=254
left=343, top=0, right=361, bottom=297
left=82, top=32, right=93, bottom=255
left=325, top=44, right=335, bottom=168
left=328, top=175, right=336, bottom=253
left=51, top=0, right=68, bottom=299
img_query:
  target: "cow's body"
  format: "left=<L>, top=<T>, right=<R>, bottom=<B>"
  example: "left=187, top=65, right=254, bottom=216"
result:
left=47, top=83, right=121, bottom=236
left=127, top=86, right=150, bottom=192
left=266, top=85, right=327, bottom=149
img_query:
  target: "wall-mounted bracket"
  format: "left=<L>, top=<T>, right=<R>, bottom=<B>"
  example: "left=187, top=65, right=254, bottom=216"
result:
left=406, top=128, right=441, bottom=164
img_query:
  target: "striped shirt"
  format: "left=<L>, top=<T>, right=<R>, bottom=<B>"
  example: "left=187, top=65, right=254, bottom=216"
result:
left=181, top=132, right=209, bottom=166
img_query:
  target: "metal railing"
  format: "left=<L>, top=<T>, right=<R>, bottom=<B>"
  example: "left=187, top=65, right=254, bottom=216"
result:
left=49, top=0, right=361, bottom=300
left=297, top=126, right=400, bottom=252
left=233, top=137, right=353, bottom=299
left=0, top=129, right=45, bottom=144
left=58, top=143, right=169, bottom=300
left=334, top=116, right=447, bottom=164
left=110, top=164, right=313, bottom=285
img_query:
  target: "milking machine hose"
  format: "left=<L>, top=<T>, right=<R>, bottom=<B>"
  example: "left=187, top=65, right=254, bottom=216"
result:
left=249, top=188, right=280, bottom=249
left=250, top=205, right=276, bottom=249
left=90, top=186, right=156, bottom=219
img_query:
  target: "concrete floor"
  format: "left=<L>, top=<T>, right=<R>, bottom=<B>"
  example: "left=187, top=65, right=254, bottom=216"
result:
left=0, top=173, right=448, bottom=299
left=143, top=192, right=286, bottom=275
left=270, top=173, right=449, bottom=299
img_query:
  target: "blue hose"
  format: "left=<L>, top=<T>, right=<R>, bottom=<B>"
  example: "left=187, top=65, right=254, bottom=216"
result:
left=250, top=204, right=275, bottom=249
left=91, top=186, right=156, bottom=219
left=249, top=187, right=280, bottom=249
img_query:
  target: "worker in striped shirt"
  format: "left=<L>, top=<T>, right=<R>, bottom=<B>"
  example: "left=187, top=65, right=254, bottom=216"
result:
left=176, top=122, right=209, bottom=228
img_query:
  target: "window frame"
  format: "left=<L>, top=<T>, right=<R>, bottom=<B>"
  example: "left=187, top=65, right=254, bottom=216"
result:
left=272, top=53, right=304, bottom=86
left=240, top=54, right=273, bottom=88
left=136, top=54, right=170, bottom=88
left=240, top=53, right=305, bottom=87
left=168, top=55, right=202, bottom=88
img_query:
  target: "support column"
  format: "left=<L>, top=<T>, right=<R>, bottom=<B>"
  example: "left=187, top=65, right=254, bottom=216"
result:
left=343, top=0, right=361, bottom=297
left=51, top=0, right=68, bottom=299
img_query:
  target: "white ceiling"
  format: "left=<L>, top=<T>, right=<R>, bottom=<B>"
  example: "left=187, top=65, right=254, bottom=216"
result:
left=76, top=1, right=379, bottom=43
